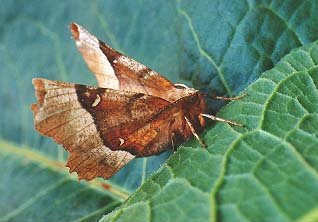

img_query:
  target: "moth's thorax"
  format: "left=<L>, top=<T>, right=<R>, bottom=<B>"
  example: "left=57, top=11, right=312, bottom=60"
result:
left=164, top=87, right=199, bottom=103
left=166, top=87, right=207, bottom=130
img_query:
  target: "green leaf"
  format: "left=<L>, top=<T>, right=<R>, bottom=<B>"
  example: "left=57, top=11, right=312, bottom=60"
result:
left=0, top=0, right=318, bottom=191
left=101, top=40, right=318, bottom=221
left=2, top=0, right=318, bottom=191
left=2, top=0, right=318, bottom=221
left=0, top=140, right=125, bottom=221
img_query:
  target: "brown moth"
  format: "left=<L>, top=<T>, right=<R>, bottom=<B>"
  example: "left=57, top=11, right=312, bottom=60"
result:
left=31, top=23, right=242, bottom=180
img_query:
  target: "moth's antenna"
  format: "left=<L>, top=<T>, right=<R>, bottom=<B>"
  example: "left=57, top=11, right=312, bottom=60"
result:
left=203, top=93, right=247, bottom=101
left=184, top=116, right=206, bottom=148
left=200, top=114, right=243, bottom=127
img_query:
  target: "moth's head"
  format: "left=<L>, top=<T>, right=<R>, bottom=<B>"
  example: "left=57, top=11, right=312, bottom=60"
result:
left=177, top=87, right=206, bottom=110
left=184, top=92, right=206, bottom=127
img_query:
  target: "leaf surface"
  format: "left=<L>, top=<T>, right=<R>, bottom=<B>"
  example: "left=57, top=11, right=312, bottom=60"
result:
left=2, top=0, right=318, bottom=191
left=1, top=0, right=318, bottom=221
left=0, top=140, right=125, bottom=221
left=102, top=40, right=318, bottom=222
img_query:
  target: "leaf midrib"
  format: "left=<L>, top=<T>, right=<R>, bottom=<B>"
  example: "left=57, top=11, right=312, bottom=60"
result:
left=0, top=139, right=130, bottom=201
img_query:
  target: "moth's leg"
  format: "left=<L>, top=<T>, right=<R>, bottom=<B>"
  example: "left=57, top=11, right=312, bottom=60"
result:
left=210, top=93, right=247, bottom=101
left=171, top=133, right=176, bottom=152
left=184, top=116, right=206, bottom=148
left=201, top=114, right=243, bottom=127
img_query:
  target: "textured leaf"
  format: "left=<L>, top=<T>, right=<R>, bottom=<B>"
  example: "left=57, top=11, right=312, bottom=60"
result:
left=1, top=0, right=318, bottom=221
left=102, top=40, right=318, bottom=221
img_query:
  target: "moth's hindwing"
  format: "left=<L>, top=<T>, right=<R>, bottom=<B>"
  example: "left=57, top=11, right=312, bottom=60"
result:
left=32, top=78, right=134, bottom=180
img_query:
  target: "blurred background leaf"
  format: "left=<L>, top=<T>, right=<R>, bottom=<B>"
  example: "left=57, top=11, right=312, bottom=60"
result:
left=0, top=141, right=123, bottom=221
left=1, top=0, right=318, bottom=221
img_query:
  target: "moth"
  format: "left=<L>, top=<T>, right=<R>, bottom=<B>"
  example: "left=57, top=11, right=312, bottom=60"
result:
left=32, top=23, right=243, bottom=180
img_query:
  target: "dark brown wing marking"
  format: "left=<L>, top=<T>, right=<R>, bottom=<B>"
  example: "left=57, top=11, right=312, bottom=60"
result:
left=75, top=86, right=205, bottom=157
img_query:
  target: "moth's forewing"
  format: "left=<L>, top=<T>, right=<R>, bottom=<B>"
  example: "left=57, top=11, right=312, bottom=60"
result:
left=70, top=23, right=187, bottom=102
left=70, top=23, right=119, bottom=89
left=75, top=83, right=173, bottom=155
left=32, top=78, right=134, bottom=180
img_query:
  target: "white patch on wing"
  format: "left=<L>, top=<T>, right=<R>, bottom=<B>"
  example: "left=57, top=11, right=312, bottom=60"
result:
left=92, top=94, right=101, bottom=107
left=143, top=70, right=157, bottom=79
left=117, top=55, right=147, bottom=72
left=72, top=23, right=119, bottom=89
left=119, top=138, right=125, bottom=146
